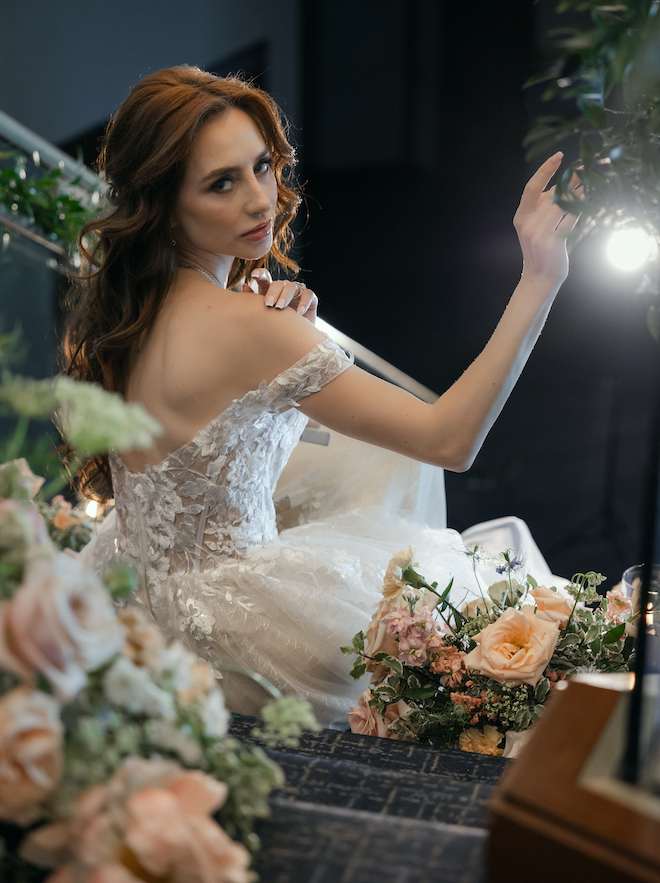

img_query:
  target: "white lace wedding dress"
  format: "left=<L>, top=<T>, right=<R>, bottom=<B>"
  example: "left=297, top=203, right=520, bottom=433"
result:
left=83, top=337, right=556, bottom=727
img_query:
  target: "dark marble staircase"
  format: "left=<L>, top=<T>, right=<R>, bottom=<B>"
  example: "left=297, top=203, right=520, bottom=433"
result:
left=228, top=717, right=509, bottom=883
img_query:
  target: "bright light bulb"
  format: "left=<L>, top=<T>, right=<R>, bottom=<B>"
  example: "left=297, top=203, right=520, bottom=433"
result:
left=607, top=228, right=655, bottom=271
left=85, top=500, right=100, bottom=518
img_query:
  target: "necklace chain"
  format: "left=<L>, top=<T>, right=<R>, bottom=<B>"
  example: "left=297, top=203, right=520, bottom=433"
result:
left=178, top=264, right=223, bottom=289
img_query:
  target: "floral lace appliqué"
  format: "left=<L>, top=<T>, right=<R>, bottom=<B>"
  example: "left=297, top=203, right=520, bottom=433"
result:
left=99, top=339, right=353, bottom=614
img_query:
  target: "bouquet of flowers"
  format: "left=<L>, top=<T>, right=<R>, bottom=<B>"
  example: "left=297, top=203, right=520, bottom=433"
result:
left=0, top=353, right=317, bottom=883
left=343, top=546, right=634, bottom=757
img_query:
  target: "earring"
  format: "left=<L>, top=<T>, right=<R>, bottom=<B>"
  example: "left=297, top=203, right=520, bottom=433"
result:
left=171, top=237, right=177, bottom=248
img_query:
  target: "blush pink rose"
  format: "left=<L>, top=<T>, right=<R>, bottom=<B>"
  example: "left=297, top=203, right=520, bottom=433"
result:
left=364, top=600, right=399, bottom=684
left=0, top=499, right=51, bottom=561
left=529, top=585, right=574, bottom=629
left=605, top=588, right=634, bottom=625
left=0, top=458, right=45, bottom=501
left=463, top=606, right=559, bottom=687
left=22, top=757, right=251, bottom=883
left=347, top=689, right=411, bottom=739
left=0, top=686, right=63, bottom=824
left=0, top=553, right=124, bottom=701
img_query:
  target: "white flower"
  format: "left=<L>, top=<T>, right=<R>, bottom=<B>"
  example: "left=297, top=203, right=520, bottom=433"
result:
left=199, top=687, right=229, bottom=739
left=0, top=376, right=58, bottom=418
left=146, top=720, right=204, bottom=765
left=53, top=377, right=162, bottom=456
left=104, top=657, right=175, bottom=720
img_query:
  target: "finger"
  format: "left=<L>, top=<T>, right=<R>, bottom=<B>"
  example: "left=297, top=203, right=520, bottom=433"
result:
left=250, top=268, right=273, bottom=297
left=518, top=152, right=563, bottom=213
left=264, top=280, right=285, bottom=307
left=275, top=281, right=304, bottom=309
left=296, top=289, right=317, bottom=315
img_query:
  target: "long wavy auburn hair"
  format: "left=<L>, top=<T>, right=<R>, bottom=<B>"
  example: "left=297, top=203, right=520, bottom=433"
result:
left=64, top=65, right=301, bottom=501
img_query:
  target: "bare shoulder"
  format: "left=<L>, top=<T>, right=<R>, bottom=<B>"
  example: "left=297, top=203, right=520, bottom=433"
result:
left=160, top=280, right=328, bottom=391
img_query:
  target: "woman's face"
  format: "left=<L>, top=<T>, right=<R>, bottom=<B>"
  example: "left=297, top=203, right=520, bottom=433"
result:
left=172, top=107, right=278, bottom=276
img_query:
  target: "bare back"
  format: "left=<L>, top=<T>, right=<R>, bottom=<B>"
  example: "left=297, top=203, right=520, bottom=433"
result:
left=121, top=275, right=327, bottom=472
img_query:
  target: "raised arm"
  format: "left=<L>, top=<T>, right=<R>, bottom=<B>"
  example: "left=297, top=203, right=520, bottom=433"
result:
left=204, top=155, right=575, bottom=471
left=237, top=153, right=577, bottom=472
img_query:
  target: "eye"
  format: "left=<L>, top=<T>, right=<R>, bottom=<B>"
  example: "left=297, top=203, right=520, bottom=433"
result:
left=210, top=176, right=234, bottom=193
left=255, top=157, right=273, bottom=175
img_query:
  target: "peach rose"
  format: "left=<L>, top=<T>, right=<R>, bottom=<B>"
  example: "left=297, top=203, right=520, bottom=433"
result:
left=364, top=600, right=399, bottom=684
left=118, top=608, right=166, bottom=673
left=0, top=553, right=124, bottom=701
left=0, top=686, right=63, bottom=824
left=463, top=606, right=559, bottom=687
left=347, top=689, right=411, bottom=739
left=51, top=510, right=81, bottom=532
left=382, top=546, right=417, bottom=607
left=460, top=597, right=493, bottom=619
left=529, top=585, right=573, bottom=628
left=22, top=757, right=250, bottom=883
left=458, top=725, right=503, bottom=756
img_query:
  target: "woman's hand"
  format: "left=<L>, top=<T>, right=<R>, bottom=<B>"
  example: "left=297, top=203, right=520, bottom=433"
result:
left=513, top=152, right=581, bottom=289
left=243, top=269, right=318, bottom=324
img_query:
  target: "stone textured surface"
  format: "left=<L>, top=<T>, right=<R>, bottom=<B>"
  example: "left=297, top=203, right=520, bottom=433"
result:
left=255, top=799, right=487, bottom=883
left=229, top=716, right=510, bottom=882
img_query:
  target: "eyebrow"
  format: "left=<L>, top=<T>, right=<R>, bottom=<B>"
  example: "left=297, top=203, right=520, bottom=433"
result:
left=199, top=151, right=272, bottom=185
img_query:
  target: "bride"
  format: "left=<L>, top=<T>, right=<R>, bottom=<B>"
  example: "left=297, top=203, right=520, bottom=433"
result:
left=68, top=66, right=578, bottom=726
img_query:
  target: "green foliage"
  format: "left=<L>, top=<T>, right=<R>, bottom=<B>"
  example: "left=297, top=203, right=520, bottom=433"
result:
left=0, top=150, right=102, bottom=250
left=250, top=695, right=321, bottom=748
left=343, top=552, right=633, bottom=750
left=526, top=1, right=660, bottom=331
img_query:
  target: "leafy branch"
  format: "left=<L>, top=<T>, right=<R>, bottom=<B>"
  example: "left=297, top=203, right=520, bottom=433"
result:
left=527, top=0, right=660, bottom=333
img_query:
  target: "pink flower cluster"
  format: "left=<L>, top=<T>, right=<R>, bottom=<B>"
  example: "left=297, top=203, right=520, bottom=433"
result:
left=387, top=605, right=440, bottom=666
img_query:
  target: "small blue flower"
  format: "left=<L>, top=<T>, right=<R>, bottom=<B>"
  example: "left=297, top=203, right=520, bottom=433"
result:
left=496, top=556, right=522, bottom=573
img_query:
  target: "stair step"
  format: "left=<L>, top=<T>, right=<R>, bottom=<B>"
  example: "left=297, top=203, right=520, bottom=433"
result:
left=229, top=715, right=508, bottom=783
left=268, top=751, right=494, bottom=827
left=256, top=799, right=486, bottom=883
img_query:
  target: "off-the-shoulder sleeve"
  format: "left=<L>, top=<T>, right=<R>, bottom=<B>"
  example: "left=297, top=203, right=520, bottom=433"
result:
left=267, top=338, right=354, bottom=406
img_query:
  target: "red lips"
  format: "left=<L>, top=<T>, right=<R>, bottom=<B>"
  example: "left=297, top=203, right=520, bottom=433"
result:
left=241, top=220, right=272, bottom=241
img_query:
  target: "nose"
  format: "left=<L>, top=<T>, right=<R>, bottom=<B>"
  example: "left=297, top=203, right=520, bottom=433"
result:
left=245, top=172, right=274, bottom=217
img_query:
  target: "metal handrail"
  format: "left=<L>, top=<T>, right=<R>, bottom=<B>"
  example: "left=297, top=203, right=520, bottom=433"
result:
left=316, top=318, right=438, bottom=402
left=0, top=110, right=437, bottom=401
left=0, top=109, right=99, bottom=188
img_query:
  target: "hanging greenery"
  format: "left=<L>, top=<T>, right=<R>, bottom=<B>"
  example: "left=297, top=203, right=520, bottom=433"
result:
left=0, top=150, right=103, bottom=259
left=526, top=0, right=660, bottom=330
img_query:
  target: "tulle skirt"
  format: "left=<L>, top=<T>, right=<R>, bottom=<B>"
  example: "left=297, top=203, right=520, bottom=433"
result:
left=83, top=433, right=559, bottom=728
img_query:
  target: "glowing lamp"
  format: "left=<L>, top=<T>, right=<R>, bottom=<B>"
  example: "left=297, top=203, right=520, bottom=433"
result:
left=607, top=228, right=655, bottom=271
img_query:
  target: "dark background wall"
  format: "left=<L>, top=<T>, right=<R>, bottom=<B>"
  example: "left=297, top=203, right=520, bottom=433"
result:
left=1, top=0, right=656, bottom=586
